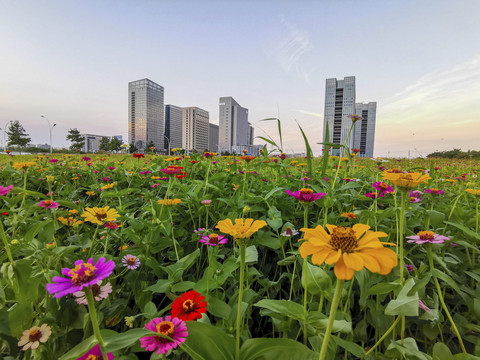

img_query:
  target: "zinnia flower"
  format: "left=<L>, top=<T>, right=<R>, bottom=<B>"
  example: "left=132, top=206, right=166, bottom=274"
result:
left=12, top=162, right=36, bottom=170
left=365, top=192, right=383, bottom=199
left=347, top=114, right=363, bottom=122
left=133, top=153, right=145, bottom=159
left=425, top=188, right=445, bottom=195
left=57, top=216, right=83, bottom=227
left=46, top=257, right=115, bottom=298
left=341, top=212, right=357, bottom=219
left=286, top=188, right=326, bottom=203
left=280, top=227, right=299, bottom=237
left=201, top=199, right=212, bottom=205
left=372, top=181, right=394, bottom=195
left=216, top=218, right=267, bottom=245
left=37, top=200, right=59, bottom=209
left=199, top=233, right=227, bottom=246
left=122, top=255, right=140, bottom=270
left=77, top=344, right=114, bottom=360
left=299, top=224, right=398, bottom=280
left=0, top=185, right=14, bottom=196
left=465, top=189, right=480, bottom=196
left=140, top=316, right=188, bottom=355
left=382, top=172, right=431, bottom=191
left=18, top=324, right=52, bottom=351
left=406, top=231, right=449, bottom=245
left=158, top=198, right=182, bottom=206
left=73, top=281, right=112, bottom=305
left=171, top=290, right=207, bottom=321
left=81, top=206, right=119, bottom=225
left=160, top=166, right=181, bottom=175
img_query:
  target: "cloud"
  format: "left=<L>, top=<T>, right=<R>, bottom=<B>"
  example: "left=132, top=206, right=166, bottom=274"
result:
left=294, top=109, right=323, bottom=118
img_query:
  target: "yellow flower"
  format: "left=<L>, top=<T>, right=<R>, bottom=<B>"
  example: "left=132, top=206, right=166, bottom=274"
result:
left=232, top=183, right=239, bottom=191
left=466, top=189, right=480, bottom=196
left=68, top=209, right=79, bottom=214
left=101, top=182, right=117, bottom=190
left=382, top=172, right=431, bottom=191
left=71, top=176, right=79, bottom=180
left=86, top=191, right=96, bottom=196
left=12, top=162, right=36, bottom=170
left=46, top=176, right=54, bottom=183
left=57, top=216, right=83, bottom=227
left=216, top=218, right=267, bottom=245
left=341, top=212, right=357, bottom=219
left=299, top=224, right=397, bottom=280
left=81, top=206, right=119, bottom=225
left=157, top=199, right=182, bottom=206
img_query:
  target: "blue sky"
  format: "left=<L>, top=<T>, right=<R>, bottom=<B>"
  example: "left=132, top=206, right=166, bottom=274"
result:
left=1, top=0, right=479, bottom=156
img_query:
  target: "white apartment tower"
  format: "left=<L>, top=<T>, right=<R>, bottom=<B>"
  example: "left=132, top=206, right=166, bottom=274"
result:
left=128, top=79, right=164, bottom=150
left=353, top=102, right=377, bottom=157
left=218, top=97, right=249, bottom=154
left=323, top=77, right=356, bottom=156
left=182, top=107, right=209, bottom=152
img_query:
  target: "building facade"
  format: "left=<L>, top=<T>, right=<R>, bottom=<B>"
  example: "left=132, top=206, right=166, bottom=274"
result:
left=353, top=102, right=376, bottom=157
left=128, top=78, right=164, bottom=151
left=165, top=105, right=183, bottom=151
left=209, top=123, right=219, bottom=153
left=323, top=76, right=356, bottom=156
left=182, top=107, right=209, bottom=152
left=218, top=96, right=250, bottom=154
left=81, top=134, right=106, bottom=153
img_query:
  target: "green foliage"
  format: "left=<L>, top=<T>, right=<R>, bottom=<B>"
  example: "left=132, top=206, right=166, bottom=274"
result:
left=66, top=128, right=85, bottom=151
left=99, top=136, right=110, bottom=151
left=7, top=120, right=31, bottom=148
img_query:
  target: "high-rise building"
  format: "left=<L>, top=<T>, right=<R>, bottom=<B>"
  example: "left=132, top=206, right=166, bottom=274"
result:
left=128, top=79, right=164, bottom=151
left=165, top=105, right=183, bottom=151
left=353, top=102, right=377, bottom=157
left=183, top=107, right=209, bottom=152
left=218, top=97, right=249, bottom=154
left=209, top=123, right=219, bottom=153
left=323, top=76, right=356, bottom=155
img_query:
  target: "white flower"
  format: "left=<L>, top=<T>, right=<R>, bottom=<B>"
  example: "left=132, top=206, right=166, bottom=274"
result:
left=280, top=227, right=299, bottom=237
left=18, top=324, right=52, bottom=351
left=73, top=281, right=112, bottom=305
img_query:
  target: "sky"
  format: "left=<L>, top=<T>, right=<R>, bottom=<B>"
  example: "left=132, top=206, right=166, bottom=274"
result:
left=1, top=0, right=479, bottom=157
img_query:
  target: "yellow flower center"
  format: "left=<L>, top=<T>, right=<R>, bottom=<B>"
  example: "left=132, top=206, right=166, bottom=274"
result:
left=430, top=188, right=439, bottom=193
left=29, top=328, right=42, bottom=342
left=156, top=321, right=175, bottom=344
left=209, top=234, right=219, bottom=245
left=417, top=231, right=435, bottom=240
left=86, top=355, right=101, bottom=360
left=44, top=200, right=53, bottom=206
left=300, top=188, right=313, bottom=195
left=127, top=257, right=136, bottom=265
left=183, top=299, right=194, bottom=312
left=95, top=209, right=108, bottom=220
left=379, top=183, right=389, bottom=190
left=68, top=262, right=96, bottom=285
left=329, top=227, right=358, bottom=252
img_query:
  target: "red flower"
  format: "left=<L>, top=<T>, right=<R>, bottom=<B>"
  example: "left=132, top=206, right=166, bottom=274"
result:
left=133, top=153, right=145, bottom=159
left=171, top=290, right=207, bottom=321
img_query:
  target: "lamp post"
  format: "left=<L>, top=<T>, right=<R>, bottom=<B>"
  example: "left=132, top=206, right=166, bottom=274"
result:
left=3, top=120, right=13, bottom=152
left=163, top=135, right=171, bottom=156
left=41, top=115, right=56, bottom=153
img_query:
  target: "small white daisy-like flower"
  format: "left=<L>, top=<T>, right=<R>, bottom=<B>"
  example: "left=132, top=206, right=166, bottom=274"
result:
left=122, top=254, right=140, bottom=270
left=18, top=324, right=52, bottom=351
left=280, top=227, right=299, bottom=237
left=73, top=281, right=112, bottom=305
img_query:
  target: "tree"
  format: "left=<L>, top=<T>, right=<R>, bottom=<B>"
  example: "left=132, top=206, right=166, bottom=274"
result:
left=66, top=128, right=85, bottom=151
left=129, top=143, right=138, bottom=154
left=109, top=137, right=122, bottom=152
left=146, top=140, right=155, bottom=151
left=99, top=137, right=110, bottom=152
left=7, top=121, right=31, bottom=149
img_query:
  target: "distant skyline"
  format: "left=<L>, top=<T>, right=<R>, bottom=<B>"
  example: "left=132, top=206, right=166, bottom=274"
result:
left=1, top=0, right=479, bottom=157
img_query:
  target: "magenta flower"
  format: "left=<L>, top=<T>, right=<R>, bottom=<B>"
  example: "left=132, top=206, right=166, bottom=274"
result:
left=409, top=190, right=422, bottom=203
left=200, top=233, right=228, bottom=246
left=365, top=192, right=383, bottom=199
left=46, top=257, right=115, bottom=298
left=406, top=231, right=450, bottom=245
left=0, top=185, right=14, bottom=196
left=122, top=255, right=140, bottom=270
left=76, top=344, right=113, bottom=360
left=37, top=200, right=59, bottom=209
left=139, top=170, right=151, bottom=175
left=140, top=316, right=188, bottom=355
left=372, top=181, right=394, bottom=195
left=160, top=167, right=181, bottom=175
left=425, top=188, right=445, bottom=195
left=406, top=264, right=415, bottom=272
left=108, top=167, right=115, bottom=170
left=49, top=159, right=58, bottom=163
left=81, top=157, right=91, bottom=162
left=286, top=188, right=326, bottom=203
left=73, top=281, right=112, bottom=305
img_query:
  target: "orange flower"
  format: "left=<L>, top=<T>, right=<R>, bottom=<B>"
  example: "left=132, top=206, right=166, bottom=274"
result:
left=382, top=172, right=431, bottom=191
left=299, top=224, right=397, bottom=280
left=216, top=218, right=267, bottom=245
left=341, top=212, right=357, bottom=219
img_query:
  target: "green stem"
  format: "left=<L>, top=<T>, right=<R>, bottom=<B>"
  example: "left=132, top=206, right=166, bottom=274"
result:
left=318, top=279, right=345, bottom=360
left=85, top=287, right=108, bottom=359
left=87, top=225, right=100, bottom=259
left=0, top=220, right=14, bottom=265
left=331, top=123, right=355, bottom=190
left=427, top=248, right=467, bottom=353
left=169, top=211, right=180, bottom=262
left=19, top=170, right=28, bottom=210
left=302, top=205, right=309, bottom=345
left=236, top=243, right=246, bottom=360
left=365, top=316, right=401, bottom=356
left=399, top=191, right=407, bottom=345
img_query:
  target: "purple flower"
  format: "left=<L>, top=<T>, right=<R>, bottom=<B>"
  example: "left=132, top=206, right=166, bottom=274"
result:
left=409, top=190, right=423, bottom=203
left=0, top=185, right=14, bottom=196
left=407, top=231, right=450, bottom=245
left=286, top=188, right=326, bottom=203
left=76, top=344, right=113, bottom=360
left=49, top=159, right=58, bottom=163
left=140, top=316, right=188, bottom=355
left=139, top=170, right=151, bottom=175
left=199, top=233, right=228, bottom=246
left=46, top=257, right=115, bottom=298
left=406, top=264, right=415, bottom=272
left=81, top=157, right=91, bottom=162
left=372, top=181, right=394, bottom=195
left=425, top=188, right=445, bottom=195
left=122, top=255, right=140, bottom=270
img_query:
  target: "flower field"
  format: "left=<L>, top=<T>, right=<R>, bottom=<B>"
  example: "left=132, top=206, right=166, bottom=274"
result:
left=1, top=151, right=479, bottom=359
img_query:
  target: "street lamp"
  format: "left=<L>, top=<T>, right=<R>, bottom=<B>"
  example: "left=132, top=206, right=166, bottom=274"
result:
left=41, top=115, right=57, bottom=153
left=3, top=120, right=13, bottom=152
left=163, top=135, right=171, bottom=156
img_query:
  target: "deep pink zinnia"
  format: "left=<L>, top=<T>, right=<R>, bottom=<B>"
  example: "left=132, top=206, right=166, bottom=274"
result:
left=199, top=233, right=228, bottom=246
left=140, top=316, right=188, bottom=355
left=425, top=188, right=445, bottom=195
left=0, top=185, right=14, bottom=196
left=286, top=188, right=326, bottom=203
left=372, top=181, right=394, bottom=195
left=406, top=231, right=450, bottom=245
left=160, top=167, right=181, bottom=175
left=37, top=200, right=59, bottom=209
left=76, top=344, right=113, bottom=360
left=46, top=257, right=115, bottom=298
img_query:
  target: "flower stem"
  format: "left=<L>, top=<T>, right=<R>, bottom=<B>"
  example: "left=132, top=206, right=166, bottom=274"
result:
left=331, top=122, right=355, bottom=190
left=398, top=190, right=407, bottom=344
left=0, top=220, right=14, bottom=265
left=427, top=247, right=467, bottom=353
left=235, top=243, right=246, bottom=360
left=318, top=279, right=345, bottom=360
left=365, top=316, right=401, bottom=356
left=303, top=205, right=309, bottom=345
left=87, top=225, right=100, bottom=259
left=85, top=287, right=108, bottom=359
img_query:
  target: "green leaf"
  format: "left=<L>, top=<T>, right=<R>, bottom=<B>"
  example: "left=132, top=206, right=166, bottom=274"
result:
left=297, top=122, right=313, bottom=175
left=171, top=281, right=196, bottom=293
left=240, top=338, right=318, bottom=360
left=264, top=187, right=286, bottom=201
left=245, top=245, right=258, bottom=263
left=58, top=335, right=98, bottom=360
left=182, top=321, right=235, bottom=360
left=321, top=121, right=330, bottom=176
left=444, top=221, right=480, bottom=241
left=385, top=337, right=431, bottom=360
left=301, top=261, right=332, bottom=295
left=364, top=282, right=400, bottom=297
left=8, top=302, right=33, bottom=338
left=144, top=279, right=171, bottom=294
left=432, top=342, right=454, bottom=360
left=427, top=210, right=445, bottom=229
left=384, top=278, right=419, bottom=316
left=432, top=269, right=461, bottom=294
left=331, top=335, right=365, bottom=358
left=103, top=328, right=154, bottom=353
left=254, top=299, right=305, bottom=321
left=207, top=296, right=231, bottom=320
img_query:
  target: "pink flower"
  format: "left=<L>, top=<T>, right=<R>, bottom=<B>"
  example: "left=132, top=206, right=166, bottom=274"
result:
left=365, top=192, right=383, bottom=199
left=406, top=231, right=450, bottom=245
left=201, top=199, right=212, bottom=205
left=122, top=255, right=140, bottom=270
left=108, top=167, right=115, bottom=170
left=73, top=281, right=112, bottom=305
left=372, top=181, right=394, bottom=195
left=286, top=188, right=326, bottom=203
left=0, top=185, right=14, bottom=196
left=76, top=344, right=113, bottom=360
left=81, top=157, right=91, bottom=161
left=49, top=159, right=58, bottom=163
left=37, top=200, right=59, bottom=209
left=425, top=188, right=445, bottom=195
left=140, top=316, right=188, bottom=355
left=199, top=233, right=228, bottom=246
left=419, top=300, right=431, bottom=313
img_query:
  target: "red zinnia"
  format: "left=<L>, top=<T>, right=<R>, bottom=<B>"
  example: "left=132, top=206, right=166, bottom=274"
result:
left=171, top=290, right=207, bottom=321
left=133, top=153, right=145, bottom=159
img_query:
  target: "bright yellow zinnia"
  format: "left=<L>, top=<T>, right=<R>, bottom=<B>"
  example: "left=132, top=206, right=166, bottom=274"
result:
left=57, top=216, right=83, bottom=227
left=158, top=199, right=182, bottom=206
left=81, top=206, right=119, bottom=225
left=466, top=189, right=480, bottom=196
left=13, top=162, right=36, bottom=170
left=216, top=218, right=267, bottom=245
left=382, top=172, right=431, bottom=191
left=101, top=182, right=117, bottom=190
left=299, top=224, right=397, bottom=280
